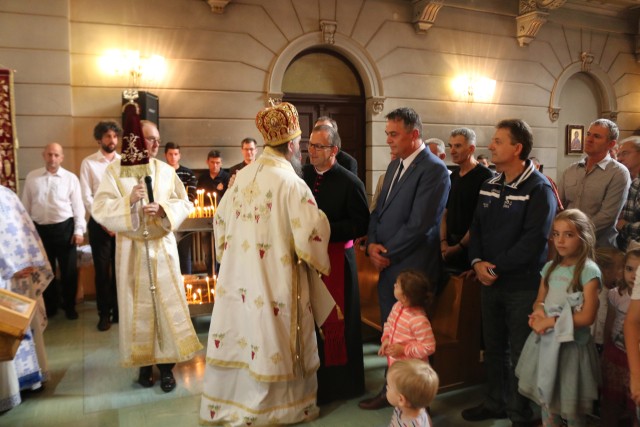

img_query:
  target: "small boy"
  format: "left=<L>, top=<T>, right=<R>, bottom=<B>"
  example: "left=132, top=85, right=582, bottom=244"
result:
left=385, top=359, right=439, bottom=427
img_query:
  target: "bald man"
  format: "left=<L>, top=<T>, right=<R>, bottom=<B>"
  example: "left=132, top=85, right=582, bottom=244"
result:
left=22, top=143, right=86, bottom=319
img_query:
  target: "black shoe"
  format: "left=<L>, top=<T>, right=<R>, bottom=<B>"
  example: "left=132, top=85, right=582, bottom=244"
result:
left=111, top=312, right=118, bottom=324
left=358, top=393, right=390, bottom=410
left=138, top=366, right=154, bottom=388
left=97, top=316, right=111, bottom=331
left=461, top=404, right=507, bottom=421
left=65, top=309, right=78, bottom=320
left=160, top=370, right=176, bottom=393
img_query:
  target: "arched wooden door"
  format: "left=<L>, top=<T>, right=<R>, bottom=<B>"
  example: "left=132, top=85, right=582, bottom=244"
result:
left=281, top=49, right=366, bottom=184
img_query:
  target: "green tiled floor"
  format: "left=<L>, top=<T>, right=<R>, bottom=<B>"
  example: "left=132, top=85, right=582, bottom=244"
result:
left=1, top=302, right=517, bottom=427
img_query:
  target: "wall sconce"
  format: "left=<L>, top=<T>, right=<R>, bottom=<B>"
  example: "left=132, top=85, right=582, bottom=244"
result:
left=99, top=49, right=167, bottom=89
left=451, top=75, right=496, bottom=103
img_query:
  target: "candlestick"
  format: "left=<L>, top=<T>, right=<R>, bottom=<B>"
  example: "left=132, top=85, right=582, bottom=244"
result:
left=197, top=288, right=202, bottom=304
left=206, top=277, right=211, bottom=303
left=214, top=192, right=217, bottom=211
left=187, top=283, right=192, bottom=301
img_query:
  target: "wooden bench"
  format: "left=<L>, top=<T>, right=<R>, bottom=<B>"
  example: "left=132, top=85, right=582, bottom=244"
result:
left=355, top=248, right=484, bottom=391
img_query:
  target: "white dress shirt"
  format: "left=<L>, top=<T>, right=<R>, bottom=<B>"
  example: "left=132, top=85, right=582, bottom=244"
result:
left=22, top=166, right=86, bottom=235
left=79, top=150, right=121, bottom=213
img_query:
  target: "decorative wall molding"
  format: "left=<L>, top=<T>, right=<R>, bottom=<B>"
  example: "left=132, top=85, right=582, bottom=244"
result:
left=580, top=51, right=594, bottom=72
left=548, top=107, right=560, bottom=122
left=368, top=97, right=386, bottom=116
left=320, top=20, right=337, bottom=45
left=603, top=110, right=619, bottom=122
left=205, top=0, right=229, bottom=14
left=516, top=10, right=549, bottom=47
left=411, top=0, right=444, bottom=34
left=516, top=0, right=566, bottom=47
left=267, top=32, right=384, bottom=100
left=548, top=62, right=617, bottom=123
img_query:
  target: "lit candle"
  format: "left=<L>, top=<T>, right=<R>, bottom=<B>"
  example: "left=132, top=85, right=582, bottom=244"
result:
left=187, top=283, right=192, bottom=301
left=208, top=192, right=214, bottom=209
left=206, top=277, right=211, bottom=303
left=214, top=192, right=217, bottom=211
left=197, top=288, right=202, bottom=304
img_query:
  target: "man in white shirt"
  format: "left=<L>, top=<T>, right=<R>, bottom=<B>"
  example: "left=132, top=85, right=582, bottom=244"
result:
left=79, top=121, right=122, bottom=331
left=22, top=142, right=86, bottom=320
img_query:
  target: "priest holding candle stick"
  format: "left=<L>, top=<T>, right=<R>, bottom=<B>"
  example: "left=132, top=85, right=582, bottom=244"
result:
left=92, top=101, right=202, bottom=393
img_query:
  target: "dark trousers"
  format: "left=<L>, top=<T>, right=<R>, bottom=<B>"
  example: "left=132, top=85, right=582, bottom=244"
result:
left=176, top=232, right=193, bottom=275
left=35, top=218, right=77, bottom=315
left=88, top=217, right=117, bottom=318
left=481, top=285, right=538, bottom=423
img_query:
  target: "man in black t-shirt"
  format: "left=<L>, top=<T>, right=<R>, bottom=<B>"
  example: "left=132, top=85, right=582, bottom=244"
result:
left=198, top=150, right=230, bottom=200
left=165, top=142, right=197, bottom=274
left=440, top=127, right=493, bottom=273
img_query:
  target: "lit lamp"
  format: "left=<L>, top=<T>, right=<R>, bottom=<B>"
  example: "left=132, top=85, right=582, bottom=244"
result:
left=451, top=75, right=496, bottom=103
left=99, top=49, right=167, bottom=100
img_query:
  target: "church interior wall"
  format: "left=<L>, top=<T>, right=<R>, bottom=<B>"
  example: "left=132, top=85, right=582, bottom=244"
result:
left=2, top=0, right=640, bottom=193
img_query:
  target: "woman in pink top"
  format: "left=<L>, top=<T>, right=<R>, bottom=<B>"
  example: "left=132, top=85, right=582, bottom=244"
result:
left=360, top=270, right=436, bottom=410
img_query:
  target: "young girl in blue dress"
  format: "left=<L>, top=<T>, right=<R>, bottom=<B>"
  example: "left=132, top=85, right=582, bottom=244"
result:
left=516, top=209, right=601, bottom=427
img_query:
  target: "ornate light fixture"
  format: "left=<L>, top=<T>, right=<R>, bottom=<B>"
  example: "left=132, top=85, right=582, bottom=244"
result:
left=99, top=49, right=166, bottom=100
left=451, top=75, right=496, bottom=103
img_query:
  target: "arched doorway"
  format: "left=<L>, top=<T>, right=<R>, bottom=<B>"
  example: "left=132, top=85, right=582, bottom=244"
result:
left=282, top=49, right=366, bottom=183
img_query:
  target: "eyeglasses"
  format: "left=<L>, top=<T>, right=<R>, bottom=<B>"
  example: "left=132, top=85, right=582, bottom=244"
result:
left=308, top=143, right=334, bottom=151
left=145, top=137, right=161, bottom=145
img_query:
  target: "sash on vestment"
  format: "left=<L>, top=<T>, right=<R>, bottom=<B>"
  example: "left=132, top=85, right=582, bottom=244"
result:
left=321, top=242, right=350, bottom=366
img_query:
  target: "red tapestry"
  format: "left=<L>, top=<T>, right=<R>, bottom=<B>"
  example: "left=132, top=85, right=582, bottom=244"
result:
left=0, top=68, right=17, bottom=192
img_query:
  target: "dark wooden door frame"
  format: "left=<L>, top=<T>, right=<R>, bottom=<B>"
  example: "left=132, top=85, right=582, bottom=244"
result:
left=284, top=94, right=366, bottom=184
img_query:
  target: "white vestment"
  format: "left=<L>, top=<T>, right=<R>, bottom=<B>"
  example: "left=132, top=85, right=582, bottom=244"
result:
left=92, top=158, right=202, bottom=366
left=200, top=148, right=331, bottom=426
left=0, top=186, right=53, bottom=411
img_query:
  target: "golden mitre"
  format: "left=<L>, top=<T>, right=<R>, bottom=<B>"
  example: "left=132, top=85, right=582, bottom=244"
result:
left=255, top=100, right=301, bottom=147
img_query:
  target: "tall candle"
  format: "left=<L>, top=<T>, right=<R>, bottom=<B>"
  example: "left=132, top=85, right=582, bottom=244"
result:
left=206, top=277, right=211, bottom=303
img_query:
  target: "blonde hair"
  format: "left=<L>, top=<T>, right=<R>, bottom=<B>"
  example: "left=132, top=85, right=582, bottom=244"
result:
left=621, top=246, right=640, bottom=296
left=387, top=360, right=439, bottom=409
left=545, top=209, right=596, bottom=293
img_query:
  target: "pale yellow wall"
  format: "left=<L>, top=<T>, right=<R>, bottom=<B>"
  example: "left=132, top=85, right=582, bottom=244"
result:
left=1, top=0, right=640, bottom=194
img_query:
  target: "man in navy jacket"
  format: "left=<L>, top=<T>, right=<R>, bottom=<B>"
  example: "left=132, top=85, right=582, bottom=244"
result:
left=361, top=107, right=449, bottom=411
left=463, top=119, right=556, bottom=427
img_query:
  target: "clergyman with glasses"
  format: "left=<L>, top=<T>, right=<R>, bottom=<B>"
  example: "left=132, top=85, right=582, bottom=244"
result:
left=92, top=118, right=202, bottom=393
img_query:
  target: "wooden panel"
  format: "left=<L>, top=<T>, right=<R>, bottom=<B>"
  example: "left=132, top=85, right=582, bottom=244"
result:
left=355, top=246, right=381, bottom=331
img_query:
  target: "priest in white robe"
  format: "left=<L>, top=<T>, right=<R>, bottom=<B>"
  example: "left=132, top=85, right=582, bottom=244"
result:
left=0, top=185, right=54, bottom=412
left=92, top=105, right=202, bottom=393
left=200, top=101, right=331, bottom=426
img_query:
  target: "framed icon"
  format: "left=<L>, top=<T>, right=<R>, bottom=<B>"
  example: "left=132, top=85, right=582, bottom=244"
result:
left=566, top=125, right=584, bottom=155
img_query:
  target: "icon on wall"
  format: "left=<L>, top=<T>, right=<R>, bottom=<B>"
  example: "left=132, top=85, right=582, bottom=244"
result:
left=566, top=125, right=584, bottom=155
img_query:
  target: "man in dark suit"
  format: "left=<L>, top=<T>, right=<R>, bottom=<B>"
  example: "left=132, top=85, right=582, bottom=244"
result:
left=359, top=107, right=449, bottom=409
left=367, top=106, right=449, bottom=320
